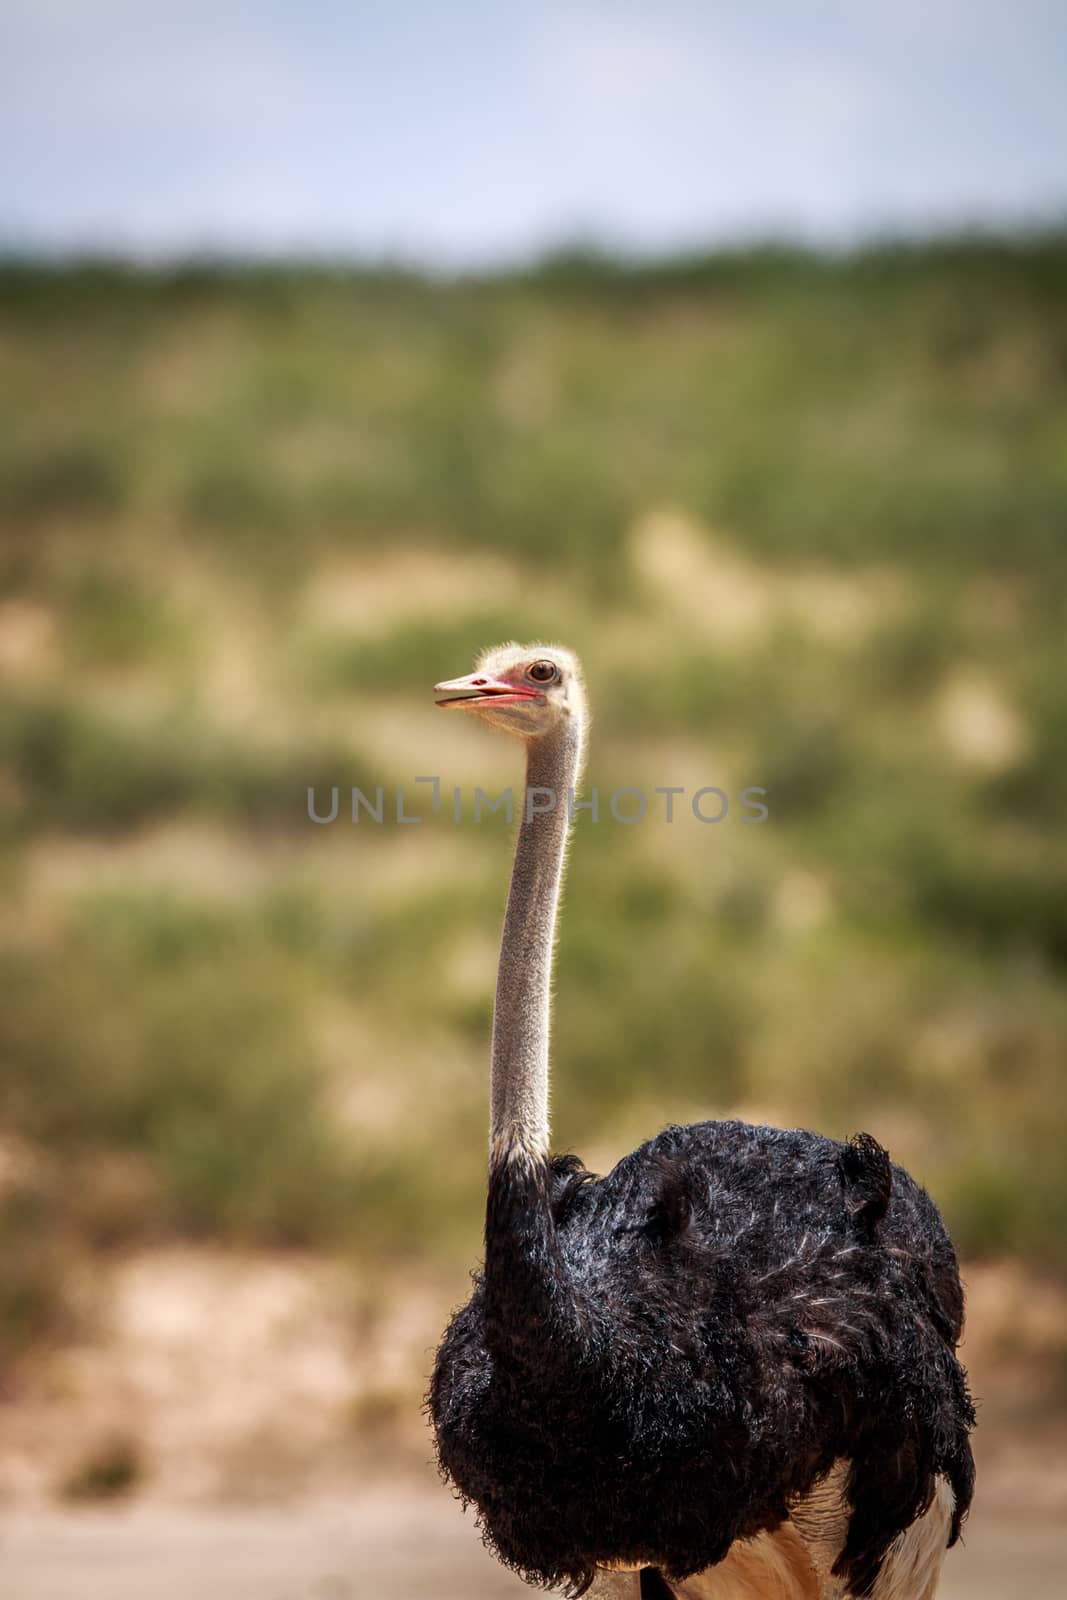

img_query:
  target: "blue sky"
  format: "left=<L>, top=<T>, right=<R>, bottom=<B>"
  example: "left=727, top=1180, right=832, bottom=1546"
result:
left=3, top=0, right=1066, bottom=262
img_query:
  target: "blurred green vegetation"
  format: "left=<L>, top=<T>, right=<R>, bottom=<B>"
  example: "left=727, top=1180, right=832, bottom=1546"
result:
left=1, top=237, right=1066, bottom=1360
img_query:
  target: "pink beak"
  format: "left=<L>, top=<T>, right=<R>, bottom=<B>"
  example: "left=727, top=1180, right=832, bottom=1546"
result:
left=434, top=671, right=542, bottom=709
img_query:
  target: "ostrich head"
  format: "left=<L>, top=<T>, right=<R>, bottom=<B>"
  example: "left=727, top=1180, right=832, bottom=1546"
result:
left=434, top=642, right=584, bottom=738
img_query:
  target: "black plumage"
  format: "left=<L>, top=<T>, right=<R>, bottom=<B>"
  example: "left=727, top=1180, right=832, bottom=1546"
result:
left=430, top=1122, right=975, bottom=1597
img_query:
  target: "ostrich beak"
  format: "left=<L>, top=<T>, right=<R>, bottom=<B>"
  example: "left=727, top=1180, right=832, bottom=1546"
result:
left=434, top=672, right=542, bottom=709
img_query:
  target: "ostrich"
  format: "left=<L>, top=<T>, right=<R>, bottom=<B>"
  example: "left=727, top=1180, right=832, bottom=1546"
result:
left=429, top=643, right=974, bottom=1599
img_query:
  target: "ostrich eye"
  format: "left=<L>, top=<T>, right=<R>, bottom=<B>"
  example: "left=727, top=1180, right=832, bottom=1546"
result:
left=527, top=660, right=558, bottom=684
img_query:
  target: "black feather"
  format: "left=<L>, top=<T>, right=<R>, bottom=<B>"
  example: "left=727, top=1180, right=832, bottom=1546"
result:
left=429, top=1120, right=975, bottom=1596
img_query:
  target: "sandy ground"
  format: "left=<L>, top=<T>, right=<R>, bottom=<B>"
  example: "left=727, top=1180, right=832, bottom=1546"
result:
left=1, top=1490, right=1064, bottom=1600
left=2, top=1251, right=1065, bottom=1597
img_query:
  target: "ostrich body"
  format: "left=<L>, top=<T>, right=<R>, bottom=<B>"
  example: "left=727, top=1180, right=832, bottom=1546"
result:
left=429, top=645, right=974, bottom=1599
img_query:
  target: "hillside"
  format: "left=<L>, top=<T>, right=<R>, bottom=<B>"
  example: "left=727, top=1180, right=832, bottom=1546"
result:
left=1, top=241, right=1066, bottom=1390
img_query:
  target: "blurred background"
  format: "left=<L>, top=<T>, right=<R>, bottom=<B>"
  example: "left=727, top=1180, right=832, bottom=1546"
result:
left=1, top=3, right=1066, bottom=1596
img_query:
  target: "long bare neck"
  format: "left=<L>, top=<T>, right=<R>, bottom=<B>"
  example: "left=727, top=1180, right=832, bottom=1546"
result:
left=490, top=710, right=585, bottom=1159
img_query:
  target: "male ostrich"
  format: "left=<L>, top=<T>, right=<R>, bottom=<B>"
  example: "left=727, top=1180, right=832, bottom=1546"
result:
left=429, top=644, right=974, bottom=1600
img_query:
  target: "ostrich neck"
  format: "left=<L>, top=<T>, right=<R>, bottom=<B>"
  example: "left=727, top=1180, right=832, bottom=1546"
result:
left=490, top=713, right=584, bottom=1159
